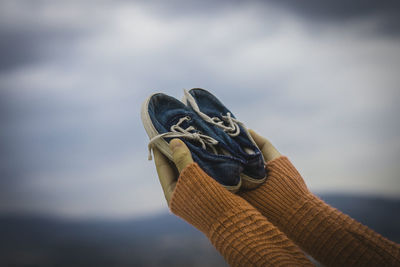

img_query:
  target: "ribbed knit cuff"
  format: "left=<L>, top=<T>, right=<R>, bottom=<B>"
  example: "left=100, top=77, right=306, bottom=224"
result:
left=240, top=156, right=311, bottom=228
left=170, top=162, right=247, bottom=234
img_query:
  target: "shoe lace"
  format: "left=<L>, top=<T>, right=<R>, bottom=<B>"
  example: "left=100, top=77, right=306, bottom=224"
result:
left=184, top=89, right=243, bottom=137
left=148, top=116, right=219, bottom=160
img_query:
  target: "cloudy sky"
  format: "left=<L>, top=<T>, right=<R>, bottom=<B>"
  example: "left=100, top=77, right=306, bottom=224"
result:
left=1, top=0, right=400, bottom=219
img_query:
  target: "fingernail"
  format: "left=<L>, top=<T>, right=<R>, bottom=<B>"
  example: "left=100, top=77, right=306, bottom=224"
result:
left=170, top=139, right=183, bottom=151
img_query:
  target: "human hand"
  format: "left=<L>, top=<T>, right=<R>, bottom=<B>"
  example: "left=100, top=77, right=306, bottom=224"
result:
left=154, top=130, right=279, bottom=205
left=153, top=139, right=194, bottom=205
left=248, top=129, right=281, bottom=162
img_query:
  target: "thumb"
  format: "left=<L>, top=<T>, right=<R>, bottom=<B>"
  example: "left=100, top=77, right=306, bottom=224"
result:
left=248, top=129, right=281, bottom=162
left=170, top=139, right=194, bottom=172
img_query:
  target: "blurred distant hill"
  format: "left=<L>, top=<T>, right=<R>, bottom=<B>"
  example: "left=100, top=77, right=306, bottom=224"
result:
left=0, top=194, right=399, bottom=267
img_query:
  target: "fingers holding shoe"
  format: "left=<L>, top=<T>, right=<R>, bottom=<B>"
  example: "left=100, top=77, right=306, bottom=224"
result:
left=153, top=139, right=194, bottom=205
left=170, top=139, right=194, bottom=172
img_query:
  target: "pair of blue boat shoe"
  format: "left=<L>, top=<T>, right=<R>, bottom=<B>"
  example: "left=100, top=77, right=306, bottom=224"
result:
left=141, top=88, right=266, bottom=192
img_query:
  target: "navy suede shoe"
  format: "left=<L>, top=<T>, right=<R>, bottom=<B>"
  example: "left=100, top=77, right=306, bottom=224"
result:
left=183, top=88, right=266, bottom=189
left=141, top=93, right=243, bottom=192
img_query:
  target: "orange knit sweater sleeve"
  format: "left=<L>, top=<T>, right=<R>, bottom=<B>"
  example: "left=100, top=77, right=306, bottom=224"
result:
left=239, top=156, right=400, bottom=267
left=170, top=162, right=313, bottom=267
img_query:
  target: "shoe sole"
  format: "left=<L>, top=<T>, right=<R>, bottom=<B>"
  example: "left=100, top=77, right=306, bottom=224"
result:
left=141, top=93, right=174, bottom=161
left=142, top=93, right=242, bottom=193
left=182, top=89, right=267, bottom=190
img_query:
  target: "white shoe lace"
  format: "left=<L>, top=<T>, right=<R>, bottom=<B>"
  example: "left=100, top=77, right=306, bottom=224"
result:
left=184, top=89, right=243, bottom=137
left=148, top=116, right=219, bottom=160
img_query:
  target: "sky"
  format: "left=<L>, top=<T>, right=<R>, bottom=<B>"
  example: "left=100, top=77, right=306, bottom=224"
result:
left=1, top=0, right=400, bottom=219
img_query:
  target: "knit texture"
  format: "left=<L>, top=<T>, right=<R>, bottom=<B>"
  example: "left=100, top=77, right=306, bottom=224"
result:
left=170, top=162, right=313, bottom=267
left=240, top=156, right=400, bottom=267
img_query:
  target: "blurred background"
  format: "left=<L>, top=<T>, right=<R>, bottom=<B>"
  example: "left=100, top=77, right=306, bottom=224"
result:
left=1, top=0, right=399, bottom=266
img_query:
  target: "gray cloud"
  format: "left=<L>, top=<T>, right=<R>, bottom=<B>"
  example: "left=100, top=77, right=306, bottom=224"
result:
left=266, top=0, right=400, bottom=37
left=267, top=0, right=400, bottom=21
left=0, top=0, right=114, bottom=72
left=138, top=0, right=400, bottom=36
left=1, top=0, right=399, bottom=73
